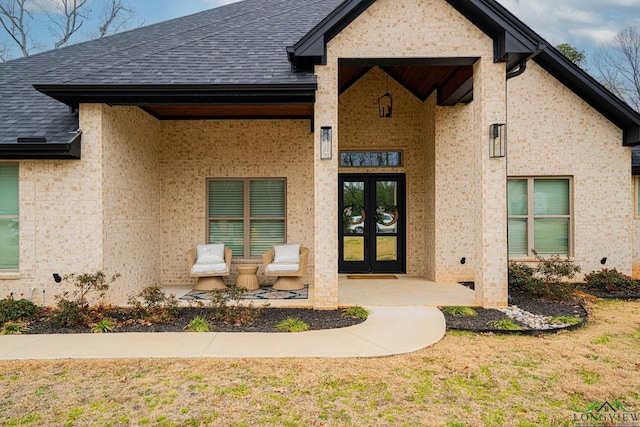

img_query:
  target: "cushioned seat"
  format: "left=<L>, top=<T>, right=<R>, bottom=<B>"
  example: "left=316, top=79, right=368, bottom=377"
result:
left=187, top=243, right=232, bottom=290
left=263, top=244, right=308, bottom=290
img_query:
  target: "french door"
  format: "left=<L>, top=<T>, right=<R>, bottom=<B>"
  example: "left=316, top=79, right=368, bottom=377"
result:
left=339, top=174, right=406, bottom=273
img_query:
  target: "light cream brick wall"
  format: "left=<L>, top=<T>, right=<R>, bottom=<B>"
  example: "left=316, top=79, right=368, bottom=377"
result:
left=314, top=59, right=340, bottom=309
left=0, top=105, right=104, bottom=304
left=508, top=62, right=632, bottom=277
left=159, top=120, right=315, bottom=288
left=434, top=103, right=476, bottom=282
left=102, top=106, right=162, bottom=303
left=327, top=0, right=492, bottom=58
left=423, top=95, right=437, bottom=279
left=473, top=58, right=508, bottom=307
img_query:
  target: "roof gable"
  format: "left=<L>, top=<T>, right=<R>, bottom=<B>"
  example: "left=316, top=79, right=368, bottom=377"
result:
left=288, top=0, right=640, bottom=146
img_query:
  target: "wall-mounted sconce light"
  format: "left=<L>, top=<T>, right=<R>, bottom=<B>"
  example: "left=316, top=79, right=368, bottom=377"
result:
left=53, top=273, right=62, bottom=283
left=600, top=257, right=607, bottom=265
left=378, top=75, right=393, bottom=118
left=320, top=126, right=332, bottom=160
left=489, top=123, right=506, bottom=158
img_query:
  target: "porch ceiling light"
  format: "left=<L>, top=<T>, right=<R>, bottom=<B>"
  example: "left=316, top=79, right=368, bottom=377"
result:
left=489, top=123, right=506, bottom=158
left=378, top=74, right=393, bottom=118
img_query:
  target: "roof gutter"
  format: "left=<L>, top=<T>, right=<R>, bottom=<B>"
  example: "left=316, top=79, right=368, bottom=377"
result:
left=0, top=131, right=81, bottom=160
left=33, top=83, right=318, bottom=108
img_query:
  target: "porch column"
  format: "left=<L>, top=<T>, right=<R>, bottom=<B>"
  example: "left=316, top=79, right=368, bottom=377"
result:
left=473, top=58, right=508, bottom=307
left=313, top=58, right=339, bottom=309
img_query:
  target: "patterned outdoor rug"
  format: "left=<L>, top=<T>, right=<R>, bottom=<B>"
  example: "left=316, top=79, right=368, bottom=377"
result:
left=180, top=285, right=309, bottom=301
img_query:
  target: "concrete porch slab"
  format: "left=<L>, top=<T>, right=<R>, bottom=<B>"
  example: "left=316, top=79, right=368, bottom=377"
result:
left=338, top=276, right=476, bottom=307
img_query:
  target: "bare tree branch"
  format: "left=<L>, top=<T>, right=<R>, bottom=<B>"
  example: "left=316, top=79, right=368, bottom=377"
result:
left=593, top=25, right=640, bottom=112
left=97, top=0, right=138, bottom=38
left=0, top=39, right=11, bottom=61
left=44, top=0, right=90, bottom=49
left=0, top=0, right=33, bottom=57
left=0, top=0, right=140, bottom=58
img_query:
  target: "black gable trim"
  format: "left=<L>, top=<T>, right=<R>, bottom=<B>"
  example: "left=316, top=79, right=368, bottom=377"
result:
left=290, top=0, right=376, bottom=67
left=34, top=84, right=318, bottom=108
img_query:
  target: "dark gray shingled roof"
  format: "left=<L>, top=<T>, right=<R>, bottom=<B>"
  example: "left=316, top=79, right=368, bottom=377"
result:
left=0, top=0, right=343, bottom=151
left=2, top=0, right=640, bottom=165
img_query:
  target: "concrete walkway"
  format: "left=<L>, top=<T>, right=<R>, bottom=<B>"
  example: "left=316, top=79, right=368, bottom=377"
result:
left=0, top=306, right=446, bottom=360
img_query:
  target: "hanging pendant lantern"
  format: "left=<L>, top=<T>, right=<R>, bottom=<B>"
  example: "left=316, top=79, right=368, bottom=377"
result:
left=378, top=74, right=393, bottom=118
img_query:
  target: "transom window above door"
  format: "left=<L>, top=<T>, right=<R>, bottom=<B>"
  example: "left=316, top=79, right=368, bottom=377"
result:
left=508, top=177, right=572, bottom=257
left=207, top=179, right=286, bottom=258
left=340, top=151, right=403, bottom=167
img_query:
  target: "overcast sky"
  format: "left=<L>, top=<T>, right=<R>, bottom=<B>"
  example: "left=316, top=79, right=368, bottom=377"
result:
left=4, top=0, right=640, bottom=59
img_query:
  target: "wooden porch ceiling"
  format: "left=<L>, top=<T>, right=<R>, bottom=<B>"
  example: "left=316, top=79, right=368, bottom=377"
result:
left=140, top=64, right=474, bottom=120
left=339, top=65, right=474, bottom=106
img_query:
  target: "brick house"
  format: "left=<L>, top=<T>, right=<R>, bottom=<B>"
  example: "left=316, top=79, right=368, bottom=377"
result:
left=1, top=0, right=639, bottom=308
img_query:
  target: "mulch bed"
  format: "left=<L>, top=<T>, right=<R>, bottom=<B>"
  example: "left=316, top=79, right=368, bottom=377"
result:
left=443, top=288, right=590, bottom=334
left=23, top=307, right=365, bottom=335
left=14, top=284, right=640, bottom=336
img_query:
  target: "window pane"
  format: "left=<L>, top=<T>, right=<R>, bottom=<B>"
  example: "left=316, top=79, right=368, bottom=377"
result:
left=250, top=181, right=284, bottom=217
left=0, top=165, right=18, bottom=216
left=376, top=236, right=397, bottom=261
left=209, top=220, right=244, bottom=257
left=343, top=237, right=364, bottom=261
left=534, top=218, right=569, bottom=254
left=508, top=179, right=528, bottom=216
left=0, top=219, right=18, bottom=269
left=250, top=220, right=285, bottom=257
left=340, top=151, right=402, bottom=167
left=208, top=181, right=243, bottom=217
left=508, top=218, right=527, bottom=255
left=534, top=179, right=569, bottom=216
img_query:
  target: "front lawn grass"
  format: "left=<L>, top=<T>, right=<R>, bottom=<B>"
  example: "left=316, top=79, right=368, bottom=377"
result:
left=1, top=300, right=639, bottom=426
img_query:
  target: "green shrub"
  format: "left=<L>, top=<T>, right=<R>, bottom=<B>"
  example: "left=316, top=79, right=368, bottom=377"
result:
left=52, top=297, right=86, bottom=327
left=62, top=271, right=121, bottom=306
left=186, top=317, right=210, bottom=332
left=0, top=294, right=41, bottom=325
left=342, top=305, right=370, bottom=319
left=509, top=252, right=580, bottom=301
left=52, top=271, right=121, bottom=327
left=275, top=317, right=310, bottom=332
left=442, top=306, right=477, bottom=316
left=488, top=319, right=523, bottom=331
left=584, top=268, right=639, bottom=293
left=508, top=261, right=536, bottom=291
left=91, top=318, right=115, bottom=333
left=1, top=322, right=28, bottom=335
left=128, top=285, right=180, bottom=324
left=209, top=286, right=261, bottom=326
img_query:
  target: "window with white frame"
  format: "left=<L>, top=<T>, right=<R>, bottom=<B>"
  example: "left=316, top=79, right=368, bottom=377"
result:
left=508, top=177, right=571, bottom=256
left=207, top=179, right=286, bottom=258
left=0, top=164, right=19, bottom=270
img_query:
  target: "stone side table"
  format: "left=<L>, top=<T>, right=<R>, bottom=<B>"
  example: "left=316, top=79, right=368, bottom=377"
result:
left=236, top=265, right=260, bottom=290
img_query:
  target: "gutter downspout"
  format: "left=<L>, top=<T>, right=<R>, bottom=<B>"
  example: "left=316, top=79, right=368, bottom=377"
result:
left=506, top=43, right=547, bottom=80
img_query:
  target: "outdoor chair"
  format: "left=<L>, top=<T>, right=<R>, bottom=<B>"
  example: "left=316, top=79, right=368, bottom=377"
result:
left=263, top=244, right=309, bottom=290
left=187, top=244, right=232, bottom=290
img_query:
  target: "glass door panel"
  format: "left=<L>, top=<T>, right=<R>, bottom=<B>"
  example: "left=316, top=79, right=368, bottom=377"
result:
left=339, top=174, right=405, bottom=273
